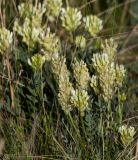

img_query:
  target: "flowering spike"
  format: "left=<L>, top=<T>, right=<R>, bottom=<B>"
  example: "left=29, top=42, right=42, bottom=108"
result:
left=83, top=15, right=103, bottom=37
left=61, top=7, right=82, bottom=32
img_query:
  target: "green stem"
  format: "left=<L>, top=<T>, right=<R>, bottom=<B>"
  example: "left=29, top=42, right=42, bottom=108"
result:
left=102, top=121, right=104, bottom=160
left=41, top=67, right=45, bottom=115
left=107, top=100, right=111, bottom=129
left=68, top=113, right=80, bottom=139
left=117, top=91, right=123, bottom=125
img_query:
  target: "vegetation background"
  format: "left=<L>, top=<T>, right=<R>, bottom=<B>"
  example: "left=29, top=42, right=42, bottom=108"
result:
left=0, top=0, right=137, bottom=159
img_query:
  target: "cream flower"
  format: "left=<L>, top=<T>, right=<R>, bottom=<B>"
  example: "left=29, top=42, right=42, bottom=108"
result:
left=61, top=7, right=82, bottom=31
left=83, top=15, right=103, bottom=37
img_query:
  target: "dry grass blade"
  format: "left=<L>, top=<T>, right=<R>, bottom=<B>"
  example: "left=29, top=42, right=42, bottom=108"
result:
left=98, top=0, right=137, bottom=17
left=135, top=140, right=138, bottom=160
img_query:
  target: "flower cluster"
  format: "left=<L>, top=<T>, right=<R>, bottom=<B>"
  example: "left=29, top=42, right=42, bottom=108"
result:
left=73, top=59, right=89, bottom=89
left=18, top=2, right=46, bottom=27
left=28, top=54, right=46, bottom=71
left=40, top=28, right=60, bottom=61
left=14, top=18, right=43, bottom=50
left=83, top=15, right=103, bottom=37
left=13, top=1, right=126, bottom=119
left=101, top=38, right=118, bottom=60
left=71, top=89, right=89, bottom=116
left=90, top=39, right=126, bottom=102
left=14, top=2, right=46, bottom=50
left=44, top=0, right=62, bottom=21
left=75, top=35, right=86, bottom=50
left=92, top=53, right=110, bottom=74
left=115, top=64, right=126, bottom=87
left=0, top=27, right=13, bottom=54
left=71, top=59, right=90, bottom=116
left=52, top=56, right=73, bottom=114
left=118, top=125, right=135, bottom=146
left=51, top=53, right=62, bottom=77
left=58, top=78, right=74, bottom=114
left=52, top=56, right=89, bottom=116
left=90, top=75, right=99, bottom=94
left=61, top=7, right=82, bottom=32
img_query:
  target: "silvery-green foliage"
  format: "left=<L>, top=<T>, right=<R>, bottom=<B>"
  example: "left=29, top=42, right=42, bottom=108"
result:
left=61, top=7, right=82, bottom=32
left=118, top=125, right=135, bottom=146
left=83, top=15, right=103, bottom=37
left=44, top=0, right=62, bottom=21
left=0, top=27, right=13, bottom=54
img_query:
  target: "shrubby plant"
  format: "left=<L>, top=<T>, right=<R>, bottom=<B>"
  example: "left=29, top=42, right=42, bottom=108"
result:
left=90, top=40, right=126, bottom=102
left=0, top=0, right=136, bottom=160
